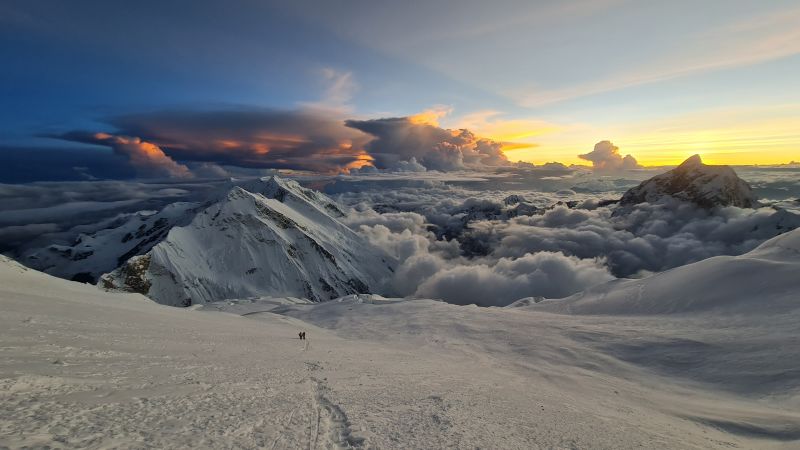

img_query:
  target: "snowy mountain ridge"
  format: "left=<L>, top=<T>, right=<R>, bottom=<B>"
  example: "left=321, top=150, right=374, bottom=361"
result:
left=20, top=176, right=349, bottom=285
left=22, top=201, right=206, bottom=283
left=620, top=154, right=757, bottom=208
left=100, top=177, right=396, bottom=306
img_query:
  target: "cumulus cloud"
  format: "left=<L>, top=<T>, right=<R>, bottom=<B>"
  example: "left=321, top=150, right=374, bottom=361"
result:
left=349, top=157, right=428, bottom=175
left=393, top=157, right=428, bottom=173
left=343, top=199, right=613, bottom=306
left=345, top=117, right=510, bottom=172
left=465, top=201, right=800, bottom=277
left=579, top=140, right=642, bottom=172
left=354, top=220, right=613, bottom=306
left=72, top=166, right=99, bottom=181
left=362, top=198, right=799, bottom=302
left=414, top=252, right=613, bottom=306
left=59, top=132, right=192, bottom=179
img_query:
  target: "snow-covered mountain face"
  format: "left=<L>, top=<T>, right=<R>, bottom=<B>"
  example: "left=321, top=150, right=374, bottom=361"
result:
left=620, top=155, right=757, bottom=208
left=19, top=177, right=352, bottom=286
left=22, top=202, right=206, bottom=283
left=100, top=177, right=396, bottom=306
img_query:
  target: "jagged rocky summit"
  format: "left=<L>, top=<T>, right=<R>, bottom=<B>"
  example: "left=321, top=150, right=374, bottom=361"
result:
left=620, top=155, right=757, bottom=208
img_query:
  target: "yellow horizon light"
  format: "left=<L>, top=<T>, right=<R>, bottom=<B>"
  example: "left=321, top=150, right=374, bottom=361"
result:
left=492, top=108, right=800, bottom=166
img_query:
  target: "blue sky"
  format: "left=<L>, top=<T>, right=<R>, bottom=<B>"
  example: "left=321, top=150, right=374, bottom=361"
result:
left=1, top=0, right=798, bottom=180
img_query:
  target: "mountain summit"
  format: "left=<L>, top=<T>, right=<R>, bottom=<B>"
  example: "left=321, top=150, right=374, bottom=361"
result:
left=97, top=177, right=395, bottom=306
left=620, top=155, right=757, bottom=208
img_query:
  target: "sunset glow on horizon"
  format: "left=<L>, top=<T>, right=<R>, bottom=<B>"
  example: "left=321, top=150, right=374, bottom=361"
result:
left=461, top=103, right=800, bottom=167
left=1, top=1, right=798, bottom=179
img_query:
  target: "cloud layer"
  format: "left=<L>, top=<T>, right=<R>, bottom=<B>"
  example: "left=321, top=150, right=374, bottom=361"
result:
left=344, top=210, right=613, bottom=306
left=335, top=174, right=799, bottom=304
left=468, top=201, right=800, bottom=278
left=0, top=179, right=217, bottom=253
left=2, top=167, right=798, bottom=307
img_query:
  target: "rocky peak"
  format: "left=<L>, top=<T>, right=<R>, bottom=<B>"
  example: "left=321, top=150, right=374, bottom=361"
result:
left=620, top=155, right=757, bottom=208
left=678, top=154, right=703, bottom=168
left=230, top=176, right=345, bottom=218
left=503, top=194, right=527, bottom=206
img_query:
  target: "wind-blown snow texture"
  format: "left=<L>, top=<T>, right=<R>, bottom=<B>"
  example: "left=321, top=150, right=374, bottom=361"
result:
left=100, top=177, right=395, bottom=306
left=4, top=250, right=800, bottom=448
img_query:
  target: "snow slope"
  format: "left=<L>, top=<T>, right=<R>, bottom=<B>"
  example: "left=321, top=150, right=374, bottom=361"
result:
left=100, top=177, right=396, bottom=306
left=529, top=227, right=800, bottom=315
left=620, top=154, right=757, bottom=208
left=3, top=256, right=800, bottom=448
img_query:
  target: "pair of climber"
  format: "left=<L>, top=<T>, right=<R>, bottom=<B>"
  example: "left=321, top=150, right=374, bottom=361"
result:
left=298, top=331, right=307, bottom=340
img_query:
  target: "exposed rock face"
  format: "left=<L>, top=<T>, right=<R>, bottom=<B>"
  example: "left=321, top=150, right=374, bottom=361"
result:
left=100, top=177, right=396, bottom=306
left=620, top=155, right=757, bottom=208
left=503, top=194, right=527, bottom=206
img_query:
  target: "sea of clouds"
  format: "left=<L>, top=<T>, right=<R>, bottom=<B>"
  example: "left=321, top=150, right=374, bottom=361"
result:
left=1, top=165, right=798, bottom=306
left=333, top=168, right=800, bottom=305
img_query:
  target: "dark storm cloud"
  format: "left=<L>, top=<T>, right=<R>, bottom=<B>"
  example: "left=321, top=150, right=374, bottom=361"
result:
left=345, top=117, right=510, bottom=171
left=105, top=108, right=373, bottom=173
left=51, top=109, right=520, bottom=177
